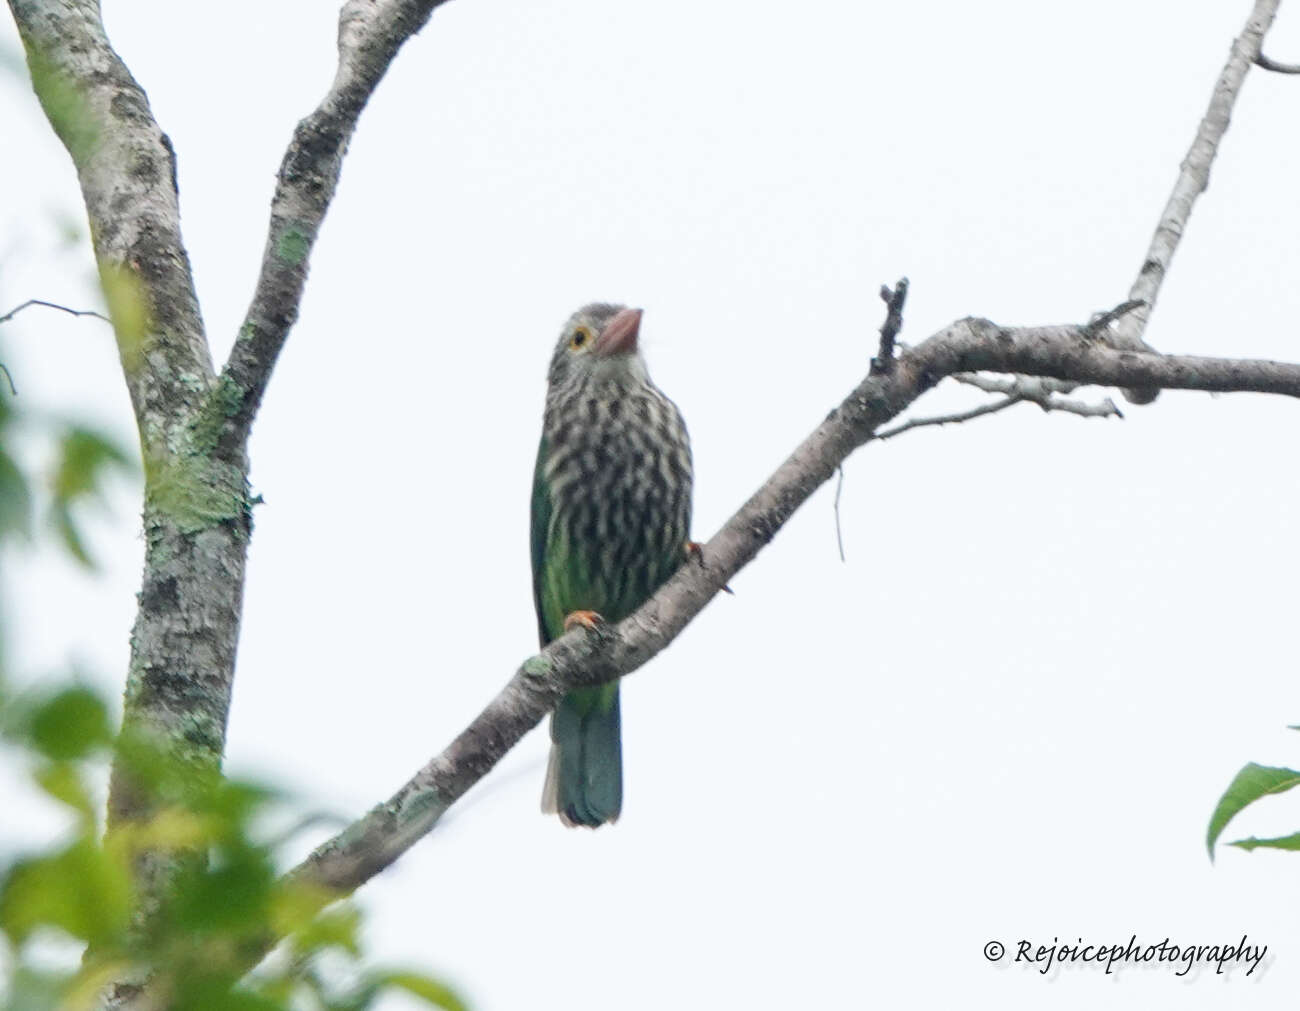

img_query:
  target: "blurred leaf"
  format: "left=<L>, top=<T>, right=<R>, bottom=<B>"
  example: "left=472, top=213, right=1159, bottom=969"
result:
left=0, top=966, right=65, bottom=1011
left=51, top=500, right=93, bottom=566
left=25, top=46, right=98, bottom=162
left=0, top=446, right=32, bottom=541
left=98, top=262, right=150, bottom=369
left=51, top=426, right=129, bottom=502
left=1229, top=832, right=1300, bottom=852
left=48, top=425, right=132, bottom=568
left=28, top=685, right=111, bottom=760
left=362, top=971, right=469, bottom=1011
left=34, top=760, right=96, bottom=818
left=170, top=844, right=275, bottom=934
left=0, top=838, right=130, bottom=947
left=1207, top=762, right=1300, bottom=857
left=291, top=905, right=362, bottom=958
left=172, top=975, right=286, bottom=1011
left=110, top=807, right=211, bottom=856
left=270, top=879, right=339, bottom=939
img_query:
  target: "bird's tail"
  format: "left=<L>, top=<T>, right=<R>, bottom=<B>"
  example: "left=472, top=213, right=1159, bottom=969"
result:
left=541, top=683, right=622, bottom=827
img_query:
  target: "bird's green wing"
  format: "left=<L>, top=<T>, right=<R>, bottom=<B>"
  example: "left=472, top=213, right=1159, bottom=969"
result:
left=530, top=433, right=553, bottom=647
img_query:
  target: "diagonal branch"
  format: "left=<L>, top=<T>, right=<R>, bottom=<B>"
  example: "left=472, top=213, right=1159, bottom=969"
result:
left=264, top=317, right=1300, bottom=942
left=219, top=0, right=454, bottom=443
left=1106, top=0, right=1282, bottom=404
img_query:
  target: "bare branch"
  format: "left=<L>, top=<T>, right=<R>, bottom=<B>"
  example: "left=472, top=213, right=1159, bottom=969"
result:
left=944, top=373, right=1123, bottom=420
left=1255, top=52, right=1300, bottom=74
left=220, top=0, right=454, bottom=443
left=873, top=395, right=1023, bottom=441
left=871, top=277, right=909, bottom=375
left=0, top=297, right=110, bottom=326
left=952, top=371, right=1078, bottom=397
left=1107, top=0, right=1283, bottom=404
left=0, top=363, right=15, bottom=396
left=1084, top=298, right=1145, bottom=338
left=270, top=316, right=1300, bottom=932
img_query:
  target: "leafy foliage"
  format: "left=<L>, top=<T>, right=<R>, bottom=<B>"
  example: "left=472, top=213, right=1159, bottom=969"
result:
left=0, top=341, right=467, bottom=1009
left=0, top=717, right=469, bottom=1009
left=1207, top=746, right=1300, bottom=858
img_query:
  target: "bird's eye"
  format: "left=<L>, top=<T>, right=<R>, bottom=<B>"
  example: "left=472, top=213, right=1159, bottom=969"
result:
left=569, top=326, right=592, bottom=350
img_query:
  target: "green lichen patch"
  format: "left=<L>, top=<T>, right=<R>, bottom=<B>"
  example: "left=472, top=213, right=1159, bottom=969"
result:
left=146, top=455, right=246, bottom=534
left=276, top=227, right=311, bottom=267
left=190, top=374, right=244, bottom=453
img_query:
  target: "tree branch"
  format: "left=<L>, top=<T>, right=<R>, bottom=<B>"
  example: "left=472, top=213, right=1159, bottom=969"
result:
left=268, top=316, right=1300, bottom=938
left=1106, top=0, right=1281, bottom=404
left=6, top=0, right=212, bottom=454
left=870, top=277, right=908, bottom=374
left=219, top=0, right=454, bottom=443
left=7, top=0, right=253, bottom=820
left=1255, top=51, right=1300, bottom=74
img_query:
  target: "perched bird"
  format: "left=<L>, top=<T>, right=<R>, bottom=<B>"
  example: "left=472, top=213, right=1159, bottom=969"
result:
left=532, top=303, right=693, bottom=827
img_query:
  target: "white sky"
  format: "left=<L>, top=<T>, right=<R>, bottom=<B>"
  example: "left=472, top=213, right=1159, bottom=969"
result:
left=4, top=1, right=1300, bottom=1008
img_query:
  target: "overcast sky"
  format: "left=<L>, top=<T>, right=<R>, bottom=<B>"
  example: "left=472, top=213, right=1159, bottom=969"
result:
left=4, top=1, right=1300, bottom=1008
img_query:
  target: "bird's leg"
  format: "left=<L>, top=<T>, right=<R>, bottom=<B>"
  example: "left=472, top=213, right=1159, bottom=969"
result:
left=685, top=540, right=734, bottom=595
left=563, top=610, right=604, bottom=633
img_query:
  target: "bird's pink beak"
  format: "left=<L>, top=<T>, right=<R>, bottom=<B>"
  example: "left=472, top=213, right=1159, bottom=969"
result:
left=594, top=307, right=642, bottom=357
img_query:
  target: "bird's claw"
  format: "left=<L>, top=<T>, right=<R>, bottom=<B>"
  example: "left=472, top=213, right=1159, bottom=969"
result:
left=563, top=610, right=604, bottom=633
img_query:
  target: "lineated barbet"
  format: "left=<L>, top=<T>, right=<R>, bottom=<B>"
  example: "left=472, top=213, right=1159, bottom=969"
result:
left=532, top=303, right=693, bottom=827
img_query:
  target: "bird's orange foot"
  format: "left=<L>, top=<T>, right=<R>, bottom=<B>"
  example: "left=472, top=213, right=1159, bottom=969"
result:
left=563, top=610, right=604, bottom=633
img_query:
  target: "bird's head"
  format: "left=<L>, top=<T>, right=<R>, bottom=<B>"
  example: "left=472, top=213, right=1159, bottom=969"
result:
left=547, top=303, right=648, bottom=391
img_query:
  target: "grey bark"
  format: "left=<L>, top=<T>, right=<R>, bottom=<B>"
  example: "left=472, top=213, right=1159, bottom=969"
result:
left=6, top=0, right=251, bottom=866
left=1109, top=0, right=1280, bottom=403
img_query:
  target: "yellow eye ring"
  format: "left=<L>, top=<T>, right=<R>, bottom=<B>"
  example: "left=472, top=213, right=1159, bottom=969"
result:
left=569, top=326, right=593, bottom=350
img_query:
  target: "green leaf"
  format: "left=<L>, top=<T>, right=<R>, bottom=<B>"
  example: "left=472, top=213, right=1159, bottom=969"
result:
left=29, top=686, right=111, bottom=760
left=170, top=844, right=275, bottom=934
left=1206, top=762, right=1300, bottom=857
left=48, top=426, right=132, bottom=568
left=362, top=971, right=470, bottom=1011
left=33, top=760, right=96, bottom=817
left=51, top=500, right=93, bottom=567
left=0, top=446, right=32, bottom=541
left=1229, top=832, right=1300, bottom=853
left=172, top=975, right=286, bottom=1011
left=51, top=426, right=129, bottom=502
left=0, top=838, right=131, bottom=946
left=292, top=905, right=362, bottom=957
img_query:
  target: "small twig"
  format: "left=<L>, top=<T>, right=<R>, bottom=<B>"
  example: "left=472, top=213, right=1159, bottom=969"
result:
left=870, top=277, right=909, bottom=375
left=1256, top=52, right=1300, bottom=74
left=0, top=364, right=14, bottom=396
left=952, top=372, right=1077, bottom=397
left=0, top=298, right=110, bottom=326
left=1084, top=298, right=1146, bottom=338
left=873, top=395, right=1024, bottom=441
left=833, top=466, right=846, bottom=562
